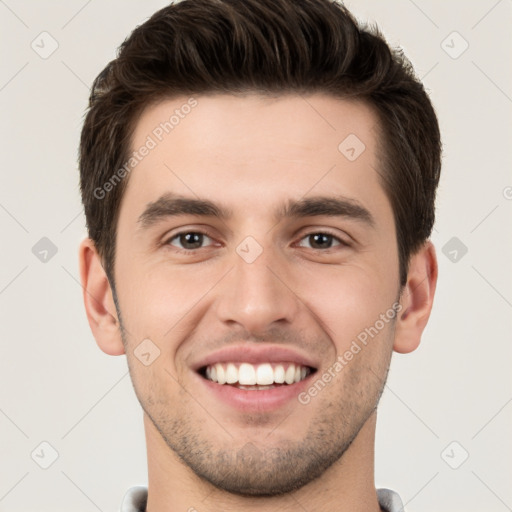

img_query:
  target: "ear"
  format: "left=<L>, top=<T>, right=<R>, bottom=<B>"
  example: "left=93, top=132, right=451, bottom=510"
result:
left=393, top=241, right=438, bottom=354
left=78, top=238, right=125, bottom=356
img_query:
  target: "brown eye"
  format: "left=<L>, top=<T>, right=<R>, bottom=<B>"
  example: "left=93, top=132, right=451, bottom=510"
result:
left=297, top=232, right=346, bottom=250
left=168, top=231, right=213, bottom=251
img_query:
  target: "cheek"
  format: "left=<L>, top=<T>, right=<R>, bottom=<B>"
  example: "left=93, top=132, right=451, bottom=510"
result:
left=115, top=259, right=223, bottom=342
left=294, top=262, right=398, bottom=351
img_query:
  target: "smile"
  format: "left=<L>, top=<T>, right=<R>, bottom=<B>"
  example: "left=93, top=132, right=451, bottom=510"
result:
left=200, top=362, right=315, bottom=390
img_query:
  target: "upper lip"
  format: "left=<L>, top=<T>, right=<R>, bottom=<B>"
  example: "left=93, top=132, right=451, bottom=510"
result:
left=191, top=344, right=319, bottom=372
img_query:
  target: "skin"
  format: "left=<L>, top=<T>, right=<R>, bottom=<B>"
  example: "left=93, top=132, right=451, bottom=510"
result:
left=80, top=94, right=437, bottom=512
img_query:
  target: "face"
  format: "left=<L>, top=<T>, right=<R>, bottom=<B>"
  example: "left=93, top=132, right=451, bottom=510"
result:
left=113, top=94, right=401, bottom=495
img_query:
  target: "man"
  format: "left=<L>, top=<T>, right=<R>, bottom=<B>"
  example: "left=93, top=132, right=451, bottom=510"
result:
left=78, top=0, right=440, bottom=510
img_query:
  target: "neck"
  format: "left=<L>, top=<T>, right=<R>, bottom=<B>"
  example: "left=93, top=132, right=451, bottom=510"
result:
left=144, top=412, right=382, bottom=512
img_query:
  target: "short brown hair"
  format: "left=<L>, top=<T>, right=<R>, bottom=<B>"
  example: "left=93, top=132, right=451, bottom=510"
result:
left=79, top=0, right=441, bottom=287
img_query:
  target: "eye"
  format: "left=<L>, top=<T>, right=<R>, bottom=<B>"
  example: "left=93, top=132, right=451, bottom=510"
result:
left=296, top=232, right=347, bottom=250
left=166, top=231, right=215, bottom=251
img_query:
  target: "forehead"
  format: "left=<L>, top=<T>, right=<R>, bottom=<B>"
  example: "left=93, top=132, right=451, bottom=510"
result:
left=132, top=93, right=379, bottom=157
left=122, top=93, right=388, bottom=225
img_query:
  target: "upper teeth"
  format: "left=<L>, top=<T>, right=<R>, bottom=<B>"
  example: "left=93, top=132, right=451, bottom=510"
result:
left=205, top=362, right=310, bottom=385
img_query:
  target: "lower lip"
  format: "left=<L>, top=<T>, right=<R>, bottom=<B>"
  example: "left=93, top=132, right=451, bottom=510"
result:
left=196, top=373, right=313, bottom=412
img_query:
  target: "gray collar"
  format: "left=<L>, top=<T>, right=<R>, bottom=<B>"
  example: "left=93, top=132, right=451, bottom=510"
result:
left=120, top=486, right=405, bottom=512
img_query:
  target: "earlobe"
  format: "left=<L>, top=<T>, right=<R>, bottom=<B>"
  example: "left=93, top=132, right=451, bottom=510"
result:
left=393, top=241, right=438, bottom=354
left=78, top=238, right=125, bottom=356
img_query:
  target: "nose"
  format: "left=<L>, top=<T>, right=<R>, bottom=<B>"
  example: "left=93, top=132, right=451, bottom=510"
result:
left=214, top=240, right=301, bottom=335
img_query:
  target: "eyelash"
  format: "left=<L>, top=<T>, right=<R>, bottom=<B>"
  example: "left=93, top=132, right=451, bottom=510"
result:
left=164, top=229, right=350, bottom=254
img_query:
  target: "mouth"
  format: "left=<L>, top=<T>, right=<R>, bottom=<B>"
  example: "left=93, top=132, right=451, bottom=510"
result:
left=199, top=362, right=316, bottom=390
left=191, top=345, right=320, bottom=411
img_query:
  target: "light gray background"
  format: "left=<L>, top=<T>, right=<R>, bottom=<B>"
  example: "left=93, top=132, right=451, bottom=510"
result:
left=1, top=1, right=511, bottom=511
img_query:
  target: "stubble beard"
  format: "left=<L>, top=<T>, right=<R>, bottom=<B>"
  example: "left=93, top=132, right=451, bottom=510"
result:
left=113, top=287, right=394, bottom=496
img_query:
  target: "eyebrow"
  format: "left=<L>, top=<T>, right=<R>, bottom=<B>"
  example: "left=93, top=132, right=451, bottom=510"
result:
left=137, top=192, right=375, bottom=229
left=138, top=193, right=232, bottom=228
